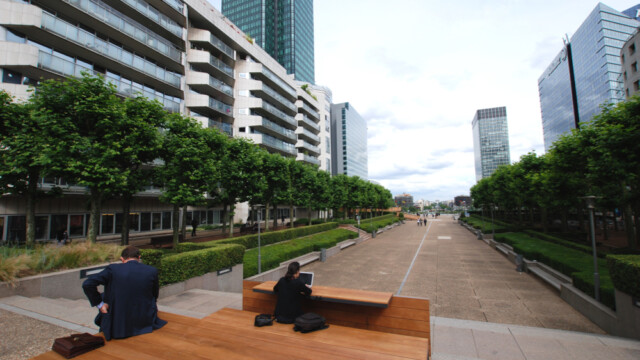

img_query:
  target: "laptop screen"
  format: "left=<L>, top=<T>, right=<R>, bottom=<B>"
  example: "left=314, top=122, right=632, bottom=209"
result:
left=299, top=272, right=314, bottom=286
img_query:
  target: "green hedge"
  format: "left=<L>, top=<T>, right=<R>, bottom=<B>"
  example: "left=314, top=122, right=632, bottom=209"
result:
left=159, top=244, right=244, bottom=286
left=607, top=255, right=640, bottom=299
left=523, top=230, right=605, bottom=258
left=140, top=249, right=163, bottom=269
left=461, top=216, right=510, bottom=233
left=243, top=228, right=357, bottom=278
left=356, top=214, right=400, bottom=233
left=494, top=232, right=615, bottom=309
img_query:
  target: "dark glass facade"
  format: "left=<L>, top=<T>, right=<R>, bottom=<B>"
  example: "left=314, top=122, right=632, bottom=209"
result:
left=222, top=0, right=315, bottom=84
left=538, top=3, right=640, bottom=151
left=472, top=107, right=510, bottom=181
left=330, top=102, right=368, bottom=179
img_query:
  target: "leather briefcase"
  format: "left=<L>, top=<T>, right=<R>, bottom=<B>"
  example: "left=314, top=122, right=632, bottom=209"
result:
left=52, top=333, right=105, bottom=359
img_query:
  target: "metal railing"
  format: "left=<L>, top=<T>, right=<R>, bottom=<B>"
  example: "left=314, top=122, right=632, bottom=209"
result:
left=121, top=0, right=183, bottom=38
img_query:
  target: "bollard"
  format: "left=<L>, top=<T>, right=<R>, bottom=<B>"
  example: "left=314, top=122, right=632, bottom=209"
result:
left=320, top=248, right=327, bottom=262
left=371, top=230, right=376, bottom=238
left=477, top=231, right=483, bottom=240
left=516, top=254, right=524, bottom=272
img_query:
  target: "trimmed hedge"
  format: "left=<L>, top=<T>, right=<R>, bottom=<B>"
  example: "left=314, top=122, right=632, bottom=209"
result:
left=356, top=214, right=400, bottom=233
left=243, top=228, right=358, bottom=278
left=159, top=244, right=244, bottom=286
left=140, top=249, right=163, bottom=269
left=494, top=232, right=615, bottom=309
left=607, top=255, right=640, bottom=299
left=523, top=230, right=605, bottom=258
left=182, top=222, right=339, bottom=251
left=461, top=216, right=510, bottom=233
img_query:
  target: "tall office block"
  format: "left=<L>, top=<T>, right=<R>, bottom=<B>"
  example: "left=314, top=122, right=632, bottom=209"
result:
left=472, top=107, right=510, bottom=181
left=221, top=0, right=315, bottom=84
left=538, top=3, right=640, bottom=150
left=331, top=102, right=368, bottom=179
left=309, top=84, right=333, bottom=173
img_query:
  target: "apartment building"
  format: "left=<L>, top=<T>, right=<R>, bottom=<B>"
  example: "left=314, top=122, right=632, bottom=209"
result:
left=0, top=0, right=323, bottom=243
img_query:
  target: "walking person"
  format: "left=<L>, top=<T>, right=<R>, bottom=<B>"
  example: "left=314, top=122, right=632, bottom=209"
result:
left=191, top=218, right=198, bottom=237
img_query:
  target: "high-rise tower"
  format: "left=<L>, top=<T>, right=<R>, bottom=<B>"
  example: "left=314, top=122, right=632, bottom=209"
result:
left=222, top=0, right=315, bottom=84
left=331, top=102, right=368, bottom=179
left=472, top=107, right=510, bottom=181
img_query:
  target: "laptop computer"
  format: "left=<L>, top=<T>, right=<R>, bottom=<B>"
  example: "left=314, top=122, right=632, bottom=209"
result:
left=299, top=272, right=314, bottom=286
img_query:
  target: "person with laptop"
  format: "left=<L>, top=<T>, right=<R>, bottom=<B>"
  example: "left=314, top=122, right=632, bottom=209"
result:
left=273, top=261, right=312, bottom=323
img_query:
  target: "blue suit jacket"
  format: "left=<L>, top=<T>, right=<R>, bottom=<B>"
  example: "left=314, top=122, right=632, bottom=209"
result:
left=82, top=261, right=167, bottom=340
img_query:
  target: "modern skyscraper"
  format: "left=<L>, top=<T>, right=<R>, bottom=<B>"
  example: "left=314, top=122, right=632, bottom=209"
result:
left=331, top=102, right=368, bottom=179
left=472, top=106, right=510, bottom=181
left=538, top=3, right=640, bottom=151
left=221, top=0, right=315, bottom=84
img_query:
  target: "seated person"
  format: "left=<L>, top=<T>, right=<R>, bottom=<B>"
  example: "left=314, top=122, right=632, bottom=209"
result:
left=273, top=261, right=312, bottom=323
left=82, top=246, right=167, bottom=340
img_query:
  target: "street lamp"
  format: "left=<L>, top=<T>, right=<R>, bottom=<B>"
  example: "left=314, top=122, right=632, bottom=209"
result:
left=582, top=196, right=601, bottom=302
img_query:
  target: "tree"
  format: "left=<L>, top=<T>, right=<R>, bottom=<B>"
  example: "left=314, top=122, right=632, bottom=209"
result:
left=254, top=152, right=288, bottom=230
left=158, top=114, right=221, bottom=247
left=114, top=96, right=167, bottom=245
left=0, top=91, right=49, bottom=247
left=32, top=74, right=127, bottom=243
left=330, top=174, right=349, bottom=219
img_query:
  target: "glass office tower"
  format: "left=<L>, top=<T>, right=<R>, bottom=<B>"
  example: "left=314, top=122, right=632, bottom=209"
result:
left=472, top=107, right=511, bottom=181
left=331, top=102, right=368, bottom=179
left=538, top=3, right=640, bottom=151
left=222, top=0, right=315, bottom=84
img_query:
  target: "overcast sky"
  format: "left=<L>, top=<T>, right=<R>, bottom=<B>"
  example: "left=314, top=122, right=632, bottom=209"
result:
left=208, top=0, right=636, bottom=201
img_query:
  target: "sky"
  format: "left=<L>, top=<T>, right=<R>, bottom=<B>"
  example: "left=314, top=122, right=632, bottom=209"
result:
left=208, top=0, right=637, bottom=202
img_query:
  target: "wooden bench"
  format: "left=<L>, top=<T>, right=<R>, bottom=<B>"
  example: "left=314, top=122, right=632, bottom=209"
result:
left=33, top=308, right=429, bottom=359
left=244, top=280, right=431, bottom=356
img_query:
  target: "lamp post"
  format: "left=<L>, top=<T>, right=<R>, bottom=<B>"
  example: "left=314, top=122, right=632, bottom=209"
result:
left=582, top=196, right=600, bottom=302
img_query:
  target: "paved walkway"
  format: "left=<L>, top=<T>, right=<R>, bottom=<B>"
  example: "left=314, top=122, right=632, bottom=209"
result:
left=2, top=215, right=640, bottom=359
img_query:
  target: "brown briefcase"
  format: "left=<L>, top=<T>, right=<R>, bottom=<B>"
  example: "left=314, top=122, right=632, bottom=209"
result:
left=52, top=333, right=105, bottom=359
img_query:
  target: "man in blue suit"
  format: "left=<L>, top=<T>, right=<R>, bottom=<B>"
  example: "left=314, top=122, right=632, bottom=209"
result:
left=82, top=246, right=167, bottom=340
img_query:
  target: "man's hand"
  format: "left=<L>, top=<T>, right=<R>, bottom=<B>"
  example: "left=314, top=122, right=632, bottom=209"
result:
left=100, top=303, right=109, bottom=314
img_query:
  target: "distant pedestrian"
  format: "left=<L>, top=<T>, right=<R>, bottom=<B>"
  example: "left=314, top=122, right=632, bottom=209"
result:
left=191, top=218, right=198, bottom=237
left=56, top=228, right=69, bottom=246
left=281, top=215, right=286, bottom=226
left=417, top=218, right=421, bottom=226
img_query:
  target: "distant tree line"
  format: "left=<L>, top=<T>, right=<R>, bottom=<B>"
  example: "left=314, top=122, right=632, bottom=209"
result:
left=471, top=96, right=640, bottom=249
left=0, top=73, right=394, bottom=247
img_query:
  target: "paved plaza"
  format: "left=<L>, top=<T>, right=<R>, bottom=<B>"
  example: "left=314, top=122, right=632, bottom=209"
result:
left=2, top=215, right=640, bottom=359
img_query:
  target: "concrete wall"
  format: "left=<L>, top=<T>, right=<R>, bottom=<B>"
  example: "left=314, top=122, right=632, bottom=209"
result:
left=0, top=263, right=243, bottom=300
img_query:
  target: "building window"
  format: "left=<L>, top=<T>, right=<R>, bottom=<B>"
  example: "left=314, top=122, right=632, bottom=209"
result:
left=2, top=69, right=22, bottom=84
left=622, top=54, right=626, bottom=64
left=633, top=62, right=638, bottom=73
left=630, top=43, right=636, bottom=55
left=624, top=71, right=628, bottom=80
left=634, top=80, right=640, bottom=91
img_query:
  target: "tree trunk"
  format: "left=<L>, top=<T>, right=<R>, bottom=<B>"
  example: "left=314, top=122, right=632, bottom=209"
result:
left=87, top=188, right=101, bottom=243
left=265, top=202, right=270, bottom=231
left=273, top=204, right=278, bottom=229
left=228, top=203, right=236, bottom=236
left=25, top=170, right=38, bottom=247
left=290, top=204, right=294, bottom=229
left=308, top=203, right=312, bottom=226
left=221, top=204, right=227, bottom=235
left=121, top=195, right=132, bottom=246
left=603, top=211, right=609, bottom=241
left=181, top=206, right=187, bottom=242
left=172, top=203, right=180, bottom=247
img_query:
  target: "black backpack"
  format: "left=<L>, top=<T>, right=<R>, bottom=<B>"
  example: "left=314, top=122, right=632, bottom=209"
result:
left=293, top=313, right=329, bottom=333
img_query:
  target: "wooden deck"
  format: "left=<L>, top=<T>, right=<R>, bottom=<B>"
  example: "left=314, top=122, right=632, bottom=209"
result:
left=33, top=308, right=429, bottom=359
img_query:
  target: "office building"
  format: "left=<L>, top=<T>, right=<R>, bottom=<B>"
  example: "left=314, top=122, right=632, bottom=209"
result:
left=308, top=84, right=332, bottom=172
left=472, top=106, right=510, bottom=181
left=538, top=3, right=640, bottom=150
left=221, top=0, right=315, bottom=84
left=0, top=0, right=324, bottom=243
left=621, top=28, right=640, bottom=98
left=394, top=194, right=413, bottom=208
left=331, top=102, right=368, bottom=179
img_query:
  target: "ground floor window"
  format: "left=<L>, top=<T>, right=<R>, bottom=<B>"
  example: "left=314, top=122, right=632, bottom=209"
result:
left=162, top=212, right=172, bottom=230
left=7, top=216, right=26, bottom=244
left=0, top=216, right=5, bottom=242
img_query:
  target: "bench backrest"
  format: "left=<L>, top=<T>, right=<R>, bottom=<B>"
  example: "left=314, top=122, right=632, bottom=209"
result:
left=243, top=280, right=430, bottom=339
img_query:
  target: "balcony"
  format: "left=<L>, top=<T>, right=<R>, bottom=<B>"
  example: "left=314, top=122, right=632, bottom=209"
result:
left=186, top=71, right=233, bottom=103
left=245, top=116, right=296, bottom=142
left=61, top=0, right=182, bottom=67
left=296, top=153, right=320, bottom=166
left=254, top=84, right=297, bottom=114
left=296, top=140, right=320, bottom=157
left=251, top=66, right=296, bottom=98
left=297, top=114, right=321, bottom=133
left=295, top=127, right=320, bottom=145
left=250, top=131, right=297, bottom=156
left=186, top=93, right=233, bottom=119
left=117, top=0, right=184, bottom=39
left=188, top=50, right=234, bottom=82
left=299, top=101, right=320, bottom=120
left=189, top=29, right=234, bottom=60
left=255, top=101, right=297, bottom=128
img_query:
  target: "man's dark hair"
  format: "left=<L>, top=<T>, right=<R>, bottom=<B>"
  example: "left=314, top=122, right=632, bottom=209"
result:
left=121, top=246, right=141, bottom=259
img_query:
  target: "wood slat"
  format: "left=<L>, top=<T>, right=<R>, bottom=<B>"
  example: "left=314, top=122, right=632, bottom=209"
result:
left=253, top=281, right=394, bottom=306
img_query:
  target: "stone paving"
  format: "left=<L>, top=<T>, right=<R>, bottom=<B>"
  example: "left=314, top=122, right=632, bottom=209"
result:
left=304, top=215, right=604, bottom=333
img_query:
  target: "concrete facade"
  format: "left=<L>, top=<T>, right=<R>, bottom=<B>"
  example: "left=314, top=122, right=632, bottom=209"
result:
left=621, top=29, right=640, bottom=99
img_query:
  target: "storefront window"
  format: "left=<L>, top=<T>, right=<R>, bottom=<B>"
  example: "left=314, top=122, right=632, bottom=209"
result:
left=129, top=213, right=139, bottom=231
left=69, top=215, right=84, bottom=237
left=152, top=213, right=161, bottom=230
left=7, top=216, right=26, bottom=244
left=0, top=217, right=5, bottom=242
left=115, top=213, right=123, bottom=234
left=50, top=214, right=68, bottom=240
left=101, top=214, right=114, bottom=234
left=35, top=216, right=49, bottom=240
left=140, top=212, right=151, bottom=231
left=162, top=211, right=172, bottom=230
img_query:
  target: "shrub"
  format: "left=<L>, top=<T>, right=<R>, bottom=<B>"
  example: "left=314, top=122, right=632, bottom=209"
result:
left=159, top=244, right=244, bottom=286
left=523, top=230, right=602, bottom=257
left=140, top=249, right=163, bottom=269
left=0, top=253, right=29, bottom=285
left=357, top=214, right=400, bottom=233
left=208, top=222, right=338, bottom=250
left=607, top=255, right=640, bottom=299
left=494, top=232, right=615, bottom=309
left=243, top=229, right=357, bottom=278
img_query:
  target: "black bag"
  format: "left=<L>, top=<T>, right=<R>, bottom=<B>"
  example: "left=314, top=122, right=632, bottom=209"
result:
left=293, top=313, right=329, bottom=333
left=254, top=313, right=274, bottom=327
left=52, top=333, right=105, bottom=359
